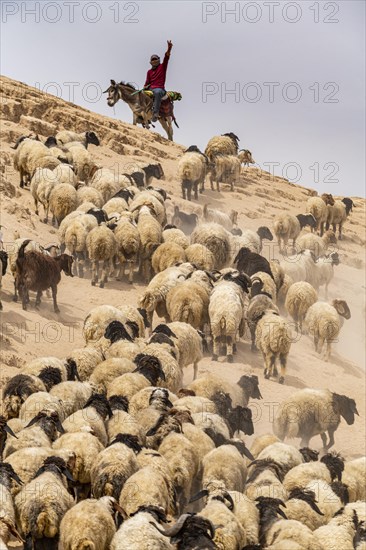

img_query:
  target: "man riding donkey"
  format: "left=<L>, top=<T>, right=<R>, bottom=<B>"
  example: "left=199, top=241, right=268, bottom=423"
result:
left=145, top=40, right=173, bottom=122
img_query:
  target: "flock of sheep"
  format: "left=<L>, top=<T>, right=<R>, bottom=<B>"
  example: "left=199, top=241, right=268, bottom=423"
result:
left=0, top=128, right=363, bottom=549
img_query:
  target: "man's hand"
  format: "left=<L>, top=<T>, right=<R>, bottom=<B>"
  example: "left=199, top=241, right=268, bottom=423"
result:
left=167, top=40, right=173, bottom=50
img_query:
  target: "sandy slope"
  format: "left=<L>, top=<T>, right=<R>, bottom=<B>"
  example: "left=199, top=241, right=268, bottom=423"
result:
left=0, top=75, right=365, bottom=461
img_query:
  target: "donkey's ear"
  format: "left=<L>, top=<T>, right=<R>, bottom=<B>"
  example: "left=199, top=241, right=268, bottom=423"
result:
left=111, top=79, right=116, bottom=85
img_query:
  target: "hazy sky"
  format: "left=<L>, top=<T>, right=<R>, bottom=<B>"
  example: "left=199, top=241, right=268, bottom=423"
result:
left=1, top=1, right=365, bottom=196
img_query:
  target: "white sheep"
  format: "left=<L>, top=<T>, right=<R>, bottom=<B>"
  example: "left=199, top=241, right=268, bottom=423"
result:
left=154, top=321, right=205, bottom=380
left=205, top=134, right=239, bottom=160
left=184, top=243, right=216, bottom=270
left=49, top=183, right=78, bottom=226
left=231, top=226, right=274, bottom=255
left=110, top=506, right=175, bottom=550
left=89, top=358, right=136, bottom=394
left=13, top=136, right=61, bottom=187
left=191, top=222, right=232, bottom=270
left=255, top=310, right=292, bottom=383
left=326, top=199, right=352, bottom=240
left=14, top=456, right=74, bottom=546
left=313, top=509, right=357, bottom=550
left=251, top=271, right=277, bottom=302
left=202, top=204, right=238, bottom=230
left=55, top=130, right=100, bottom=147
left=90, top=436, right=139, bottom=500
left=304, top=299, right=351, bottom=360
left=86, top=222, right=117, bottom=287
left=89, top=168, right=131, bottom=201
left=177, top=151, right=207, bottom=201
left=59, top=496, right=120, bottom=550
left=136, top=205, right=163, bottom=282
left=311, top=252, right=339, bottom=297
left=342, top=456, right=366, bottom=501
left=209, top=271, right=250, bottom=362
left=113, top=216, right=141, bottom=284
left=138, top=262, right=195, bottom=328
left=306, top=193, right=335, bottom=235
left=166, top=270, right=212, bottom=333
left=273, top=387, right=358, bottom=448
left=280, top=249, right=315, bottom=283
left=30, top=167, right=59, bottom=223
left=52, top=163, right=77, bottom=185
left=53, top=430, right=104, bottom=488
left=273, top=213, right=302, bottom=253
left=162, top=227, right=190, bottom=249
left=297, top=229, right=337, bottom=259
left=285, top=281, right=318, bottom=331
left=130, top=189, right=167, bottom=226
left=76, top=185, right=104, bottom=207
left=209, top=154, right=241, bottom=192
left=65, top=142, right=98, bottom=183
left=151, top=242, right=187, bottom=274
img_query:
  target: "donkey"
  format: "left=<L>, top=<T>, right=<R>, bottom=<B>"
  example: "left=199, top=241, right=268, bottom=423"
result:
left=103, top=80, right=175, bottom=141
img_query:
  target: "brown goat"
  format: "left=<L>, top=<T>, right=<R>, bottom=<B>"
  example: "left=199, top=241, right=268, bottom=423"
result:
left=16, top=240, right=73, bottom=313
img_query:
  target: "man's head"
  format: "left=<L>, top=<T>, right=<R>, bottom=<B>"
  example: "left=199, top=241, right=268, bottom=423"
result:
left=150, top=54, right=160, bottom=68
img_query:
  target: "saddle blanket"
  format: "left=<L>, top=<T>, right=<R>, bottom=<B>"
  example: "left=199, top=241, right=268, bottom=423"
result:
left=143, top=90, right=182, bottom=101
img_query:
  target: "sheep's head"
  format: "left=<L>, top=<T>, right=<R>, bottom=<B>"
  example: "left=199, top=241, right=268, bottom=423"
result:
left=83, top=393, right=113, bottom=419
left=231, top=227, right=242, bottom=236
left=342, top=197, right=355, bottom=215
left=0, top=462, right=23, bottom=489
left=330, top=481, right=350, bottom=505
left=228, top=406, right=254, bottom=436
left=321, top=193, right=335, bottom=206
left=153, top=324, right=177, bottom=339
left=60, top=254, right=74, bottom=277
left=33, top=456, right=74, bottom=487
left=85, top=131, right=100, bottom=146
left=332, top=299, right=351, bottom=319
left=133, top=354, right=166, bottom=385
left=299, top=447, right=319, bottom=462
left=137, top=307, right=151, bottom=328
left=26, top=410, right=65, bottom=440
left=233, top=247, right=251, bottom=266
left=321, top=451, right=345, bottom=481
left=104, top=320, right=133, bottom=343
left=108, top=433, right=142, bottom=453
left=150, top=513, right=216, bottom=546
left=329, top=252, right=340, bottom=266
left=37, top=366, right=63, bottom=391
left=332, top=393, right=358, bottom=426
left=0, top=251, right=8, bottom=276
left=237, top=374, right=263, bottom=400
left=257, top=226, right=273, bottom=241
left=65, top=358, right=81, bottom=381
left=108, top=395, right=129, bottom=412
left=148, top=332, right=175, bottom=348
left=176, top=388, right=196, bottom=398
left=149, top=388, right=173, bottom=409
left=288, top=489, right=324, bottom=515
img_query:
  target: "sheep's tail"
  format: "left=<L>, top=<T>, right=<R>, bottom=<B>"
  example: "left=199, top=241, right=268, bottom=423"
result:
left=273, top=412, right=287, bottom=440
left=16, top=239, right=31, bottom=273
left=181, top=305, right=193, bottom=325
left=220, top=317, right=226, bottom=331
left=73, top=540, right=95, bottom=550
left=35, top=512, right=50, bottom=538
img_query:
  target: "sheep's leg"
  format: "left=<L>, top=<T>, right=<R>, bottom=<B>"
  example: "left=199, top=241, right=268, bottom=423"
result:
left=279, top=354, right=287, bottom=384
left=51, top=284, right=60, bottom=313
left=318, top=336, right=325, bottom=356
left=187, top=184, right=191, bottom=202
left=212, top=336, right=220, bottom=361
left=326, top=428, right=336, bottom=450
left=338, top=222, right=343, bottom=240
left=13, top=278, right=18, bottom=301
left=320, top=432, right=328, bottom=449
left=325, top=282, right=328, bottom=299
left=216, top=180, right=220, bottom=192
left=20, top=284, right=27, bottom=310
left=128, top=260, right=134, bottom=284
left=250, top=326, right=257, bottom=352
left=263, top=354, right=272, bottom=379
left=99, top=260, right=108, bottom=288
left=210, top=174, right=214, bottom=191
left=324, top=340, right=331, bottom=362
left=193, top=361, right=198, bottom=380
left=35, top=290, right=42, bottom=309
left=181, top=183, right=186, bottom=200
left=194, top=182, right=198, bottom=201
left=226, top=336, right=233, bottom=363
left=91, top=260, right=98, bottom=286
left=300, top=434, right=311, bottom=447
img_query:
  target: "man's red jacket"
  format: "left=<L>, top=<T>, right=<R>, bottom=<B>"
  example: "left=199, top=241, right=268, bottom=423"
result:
left=145, top=52, right=170, bottom=90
